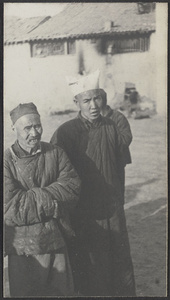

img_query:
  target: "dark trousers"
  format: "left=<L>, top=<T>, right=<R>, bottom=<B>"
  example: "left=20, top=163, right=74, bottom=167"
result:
left=68, top=206, right=136, bottom=296
left=8, top=246, right=74, bottom=297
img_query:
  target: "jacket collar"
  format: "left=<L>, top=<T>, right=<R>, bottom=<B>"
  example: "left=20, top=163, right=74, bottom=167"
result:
left=104, top=105, right=113, bottom=118
left=12, top=140, right=41, bottom=158
left=77, top=111, right=103, bottom=130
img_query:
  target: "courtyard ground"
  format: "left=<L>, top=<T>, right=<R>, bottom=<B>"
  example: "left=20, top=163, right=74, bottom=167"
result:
left=4, top=112, right=167, bottom=297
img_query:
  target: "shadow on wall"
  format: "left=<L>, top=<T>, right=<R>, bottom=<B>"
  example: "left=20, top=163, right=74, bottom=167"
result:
left=78, top=48, right=85, bottom=75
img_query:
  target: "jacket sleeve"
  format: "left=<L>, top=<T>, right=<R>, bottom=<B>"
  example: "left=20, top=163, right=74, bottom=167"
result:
left=113, top=111, right=132, bottom=146
left=111, top=111, right=132, bottom=166
left=4, top=158, right=57, bottom=226
left=5, top=148, right=81, bottom=227
left=42, top=147, right=81, bottom=214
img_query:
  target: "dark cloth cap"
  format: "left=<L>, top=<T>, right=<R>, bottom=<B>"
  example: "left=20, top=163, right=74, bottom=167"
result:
left=10, top=102, right=40, bottom=124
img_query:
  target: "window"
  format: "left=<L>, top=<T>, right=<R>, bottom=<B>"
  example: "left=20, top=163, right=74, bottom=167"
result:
left=105, top=36, right=150, bottom=55
left=67, top=40, right=76, bottom=55
left=31, top=41, right=65, bottom=57
left=32, top=42, right=48, bottom=57
left=137, top=3, right=156, bottom=14
left=50, top=42, right=65, bottom=55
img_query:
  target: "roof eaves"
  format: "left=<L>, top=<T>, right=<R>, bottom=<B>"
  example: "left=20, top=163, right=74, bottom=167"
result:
left=4, top=26, right=156, bottom=45
left=27, top=28, right=156, bottom=41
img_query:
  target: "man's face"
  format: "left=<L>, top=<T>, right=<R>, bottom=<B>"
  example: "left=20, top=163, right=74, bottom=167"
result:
left=95, top=97, right=105, bottom=110
left=75, top=89, right=102, bottom=121
left=13, top=114, right=43, bottom=151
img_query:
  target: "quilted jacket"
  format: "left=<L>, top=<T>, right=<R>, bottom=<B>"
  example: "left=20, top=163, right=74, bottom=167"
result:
left=4, top=141, right=81, bottom=256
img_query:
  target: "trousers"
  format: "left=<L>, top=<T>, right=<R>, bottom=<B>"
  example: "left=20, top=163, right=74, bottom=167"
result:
left=68, top=205, right=136, bottom=296
left=8, top=246, right=74, bottom=297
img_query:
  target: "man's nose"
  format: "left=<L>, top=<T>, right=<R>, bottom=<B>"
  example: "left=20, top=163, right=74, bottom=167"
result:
left=29, top=126, right=37, bottom=136
left=91, top=99, right=98, bottom=109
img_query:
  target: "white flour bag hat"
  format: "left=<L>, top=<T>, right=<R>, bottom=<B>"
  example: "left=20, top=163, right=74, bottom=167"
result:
left=66, top=69, right=100, bottom=97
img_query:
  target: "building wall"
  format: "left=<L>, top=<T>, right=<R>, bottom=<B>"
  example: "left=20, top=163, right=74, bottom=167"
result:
left=5, top=15, right=166, bottom=115
left=4, top=43, right=31, bottom=59
left=4, top=41, right=78, bottom=115
left=77, top=34, right=157, bottom=108
left=77, top=4, right=167, bottom=115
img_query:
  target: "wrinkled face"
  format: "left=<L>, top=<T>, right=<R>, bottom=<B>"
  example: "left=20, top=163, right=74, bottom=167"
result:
left=74, top=89, right=102, bottom=121
left=13, top=114, right=43, bottom=151
left=95, top=97, right=105, bottom=110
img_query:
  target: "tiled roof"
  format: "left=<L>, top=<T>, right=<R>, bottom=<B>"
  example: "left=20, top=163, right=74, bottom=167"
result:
left=4, top=16, right=51, bottom=44
left=4, top=3, right=156, bottom=44
left=28, top=3, right=155, bottom=40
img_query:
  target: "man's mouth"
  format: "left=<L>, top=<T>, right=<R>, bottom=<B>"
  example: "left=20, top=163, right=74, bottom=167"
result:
left=29, top=137, right=40, bottom=143
left=91, top=111, right=99, bottom=116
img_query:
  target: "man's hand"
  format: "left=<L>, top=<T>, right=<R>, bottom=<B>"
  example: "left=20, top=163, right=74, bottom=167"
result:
left=53, top=201, right=60, bottom=219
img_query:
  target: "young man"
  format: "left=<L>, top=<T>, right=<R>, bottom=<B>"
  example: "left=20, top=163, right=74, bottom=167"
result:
left=4, top=102, right=81, bottom=297
left=96, top=89, right=132, bottom=201
left=50, top=70, right=136, bottom=296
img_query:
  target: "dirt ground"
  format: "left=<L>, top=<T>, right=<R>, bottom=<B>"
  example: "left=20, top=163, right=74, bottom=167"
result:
left=3, top=112, right=167, bottom=297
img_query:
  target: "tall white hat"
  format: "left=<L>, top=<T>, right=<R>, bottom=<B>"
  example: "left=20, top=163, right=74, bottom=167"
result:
left=66, top=69, right=100, bottom=97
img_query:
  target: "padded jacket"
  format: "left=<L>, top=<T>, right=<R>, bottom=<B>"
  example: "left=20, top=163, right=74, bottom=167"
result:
left=51, top=113, right=124, bottom=220
left=4, top=141, right=81, bottom=256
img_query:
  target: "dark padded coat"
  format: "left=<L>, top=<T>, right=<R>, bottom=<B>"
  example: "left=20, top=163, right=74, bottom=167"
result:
left=4, top=141, right=81, bottom=256
left=105, top=106, right=132, bottom=165
left=51, top=113, right=136, bottom=296
left=105, top=106, right=132, bottom=199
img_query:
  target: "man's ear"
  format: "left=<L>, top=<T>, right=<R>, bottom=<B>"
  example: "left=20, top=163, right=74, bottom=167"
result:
left=73, top=97, right=80, bottom=109
left=11, top=124, right=15, bottom=132
left=100, top=89, right=107, bottom=104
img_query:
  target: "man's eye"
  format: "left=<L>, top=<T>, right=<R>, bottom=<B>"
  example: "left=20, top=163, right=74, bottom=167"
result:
left=95, top=96, right=101, bottom=101
left=35, top=125, right=41, bottom=130
left=25, top=126, right=32, bottom=131
left=83, top=99, right=90, bottom=103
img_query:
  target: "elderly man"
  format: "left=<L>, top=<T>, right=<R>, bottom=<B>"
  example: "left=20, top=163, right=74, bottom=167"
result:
left=50, top=70, right=136, bottom=296
left=96, top=89, right=132, bottom=202
left=4, top=102, right=81, bottom=297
